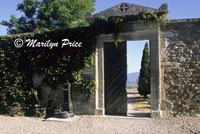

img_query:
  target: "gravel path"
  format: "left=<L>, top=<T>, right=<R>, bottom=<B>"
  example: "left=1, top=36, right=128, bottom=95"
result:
left=0, top=115, right=200, bottom=134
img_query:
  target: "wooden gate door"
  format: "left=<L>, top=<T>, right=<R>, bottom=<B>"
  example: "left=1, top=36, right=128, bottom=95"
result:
left=104, top=42, right=127, bottom=115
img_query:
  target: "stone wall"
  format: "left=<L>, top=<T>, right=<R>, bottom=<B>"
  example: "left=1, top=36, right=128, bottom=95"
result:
left=160, top=19, right=200, bottom=116
left=71, top=19, right=200, bottom=117
left=32, top=65, right=96, bottom=115
left=71, top=65, right=96, bottom=115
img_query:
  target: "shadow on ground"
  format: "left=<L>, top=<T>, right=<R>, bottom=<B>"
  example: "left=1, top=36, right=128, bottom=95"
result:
left=127, top=88, right=151, bottom=118
left=128, top=113, right=150, bottom=118
left=127, top=97, right=149, bottom=104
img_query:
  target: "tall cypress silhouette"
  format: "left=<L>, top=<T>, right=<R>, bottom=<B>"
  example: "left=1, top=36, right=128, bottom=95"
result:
left=138, top=42, right=150, bottom=99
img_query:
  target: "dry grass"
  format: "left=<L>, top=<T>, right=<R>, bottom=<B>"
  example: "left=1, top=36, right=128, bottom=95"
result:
left=127, top=88, right=151, bottom=113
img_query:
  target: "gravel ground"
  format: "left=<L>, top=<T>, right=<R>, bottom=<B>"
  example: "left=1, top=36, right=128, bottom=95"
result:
left=0, top=115, right=200, bottom=134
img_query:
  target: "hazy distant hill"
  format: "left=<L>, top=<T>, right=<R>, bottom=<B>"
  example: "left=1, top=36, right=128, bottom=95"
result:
left=126, top=72, right=139, bottom=87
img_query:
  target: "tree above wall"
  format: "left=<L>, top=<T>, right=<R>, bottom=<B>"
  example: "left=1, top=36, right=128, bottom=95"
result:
left=0, top=0, right=95, bottom=34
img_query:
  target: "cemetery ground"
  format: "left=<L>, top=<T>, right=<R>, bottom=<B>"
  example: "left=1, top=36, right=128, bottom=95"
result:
left=0, top=89, right=200, bottom=134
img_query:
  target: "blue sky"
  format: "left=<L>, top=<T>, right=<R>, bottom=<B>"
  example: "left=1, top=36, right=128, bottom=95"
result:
left=0, top=0, right=200, bottom=73
left=127, top=41, right=148, bottom=73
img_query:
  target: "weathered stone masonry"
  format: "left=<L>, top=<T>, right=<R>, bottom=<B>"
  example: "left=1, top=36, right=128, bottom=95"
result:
left=69, top=3, right=200, bottom=118
left=160, top=19, right=200, bottom=117
left=71, top=65, right=96, bottom=115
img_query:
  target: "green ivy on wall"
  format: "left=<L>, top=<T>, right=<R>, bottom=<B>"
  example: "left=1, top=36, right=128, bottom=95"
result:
left=90, top=11, right=167, bottom=45
left=0, top=27, right=97, bottom=115
left=0, top=11, right=167, bottom=116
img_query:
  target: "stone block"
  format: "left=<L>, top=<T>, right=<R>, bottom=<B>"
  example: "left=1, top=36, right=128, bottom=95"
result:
left=161, top=31, right=174, bottom=38
left=82, top=66, right=95, bottom=80
left=160, top=100, right=173, bottom=111
left=151, top=111, right=161, bottom=118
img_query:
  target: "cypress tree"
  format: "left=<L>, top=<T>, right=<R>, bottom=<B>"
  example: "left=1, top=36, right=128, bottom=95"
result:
left=138, top=42, right=150, bottom=99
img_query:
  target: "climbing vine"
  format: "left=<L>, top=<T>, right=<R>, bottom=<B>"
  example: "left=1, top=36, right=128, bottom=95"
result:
left=0, top=11, right=167, bottom=116
left=91, top=11, right=167, bottom=45
left=0, top=27, right=97, bottom=115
